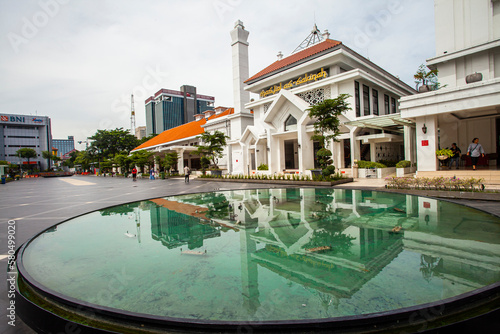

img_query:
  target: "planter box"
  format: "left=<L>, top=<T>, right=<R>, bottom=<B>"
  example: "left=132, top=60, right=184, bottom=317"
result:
left=396, top=166, right=417, bottom=177
left=358, top=168, right=377, bottom=178
left=39, top=172, right=73, bottom=178
left=210, top=170, right=222, bottom=177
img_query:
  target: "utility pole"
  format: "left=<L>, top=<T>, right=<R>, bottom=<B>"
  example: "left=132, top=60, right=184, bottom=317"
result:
left=130, top=94, right=136, bottom=136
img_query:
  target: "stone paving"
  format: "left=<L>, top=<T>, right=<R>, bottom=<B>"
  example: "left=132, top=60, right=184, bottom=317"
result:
left=1, top=175, right=499, bottom=333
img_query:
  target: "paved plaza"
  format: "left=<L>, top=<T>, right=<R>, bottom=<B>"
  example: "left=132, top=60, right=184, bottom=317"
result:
left=1, top=175, right=499, bottom=333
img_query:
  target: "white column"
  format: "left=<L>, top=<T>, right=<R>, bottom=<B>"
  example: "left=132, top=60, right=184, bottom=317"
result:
left=177, top=149, right=185, bottom=173
left=416, top=116, right=438, bottom=171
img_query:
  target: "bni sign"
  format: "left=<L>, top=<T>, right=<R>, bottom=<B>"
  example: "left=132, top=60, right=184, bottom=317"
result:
left=0, top=115, right=26, bottom=123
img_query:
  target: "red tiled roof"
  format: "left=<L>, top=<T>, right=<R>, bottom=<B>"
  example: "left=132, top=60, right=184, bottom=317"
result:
left=244, top=39, right=342, bottom=84
left=132, top=108, right=234, bottom=151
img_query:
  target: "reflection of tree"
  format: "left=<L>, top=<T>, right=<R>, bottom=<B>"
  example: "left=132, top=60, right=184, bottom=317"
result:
left=304, top=228, right=355, bottom=256
left=180, top=192, right=230, bottom=219
left=100, top=202, right=142, bottom=216
left=419, top=254, right=443, bottom=282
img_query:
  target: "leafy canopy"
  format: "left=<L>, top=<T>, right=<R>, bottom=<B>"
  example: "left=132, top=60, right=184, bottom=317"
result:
left=196, top=131, right=228, bottom=169
left=16, top=148, right=37, bottom=161
left=307, top=94, right=351, bottom=148
left=88, top=128, right=140, bottom=159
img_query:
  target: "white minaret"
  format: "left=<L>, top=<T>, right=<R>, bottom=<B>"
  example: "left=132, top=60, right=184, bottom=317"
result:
left=230, top=20, right=250, bottom=114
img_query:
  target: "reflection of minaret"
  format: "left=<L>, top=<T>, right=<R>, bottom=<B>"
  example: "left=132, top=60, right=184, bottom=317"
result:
left=240, top=222, right=260, bottom=314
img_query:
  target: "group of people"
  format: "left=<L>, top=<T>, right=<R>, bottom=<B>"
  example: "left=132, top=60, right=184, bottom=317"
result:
left=447, top=137, right=486, bottom=170
left=129, top=166, right=192, bottom=182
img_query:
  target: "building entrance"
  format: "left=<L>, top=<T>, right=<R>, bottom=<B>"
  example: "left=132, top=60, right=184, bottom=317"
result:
left=284, top=140, right=298, bottom=169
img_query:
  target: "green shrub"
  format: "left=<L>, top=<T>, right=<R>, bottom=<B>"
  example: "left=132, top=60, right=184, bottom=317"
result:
left=257, top=164, right=269, bottom=170
left=378, top=160, right=398, bottom=167
left=322, top=165, right=336, bottom=177
left=357, top=160, right=387, bottom=168
left=396, top=160, right=412, bottom=168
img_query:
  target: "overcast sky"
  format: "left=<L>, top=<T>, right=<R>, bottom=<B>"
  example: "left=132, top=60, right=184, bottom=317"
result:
left=0, top=0, right=435, bottom=150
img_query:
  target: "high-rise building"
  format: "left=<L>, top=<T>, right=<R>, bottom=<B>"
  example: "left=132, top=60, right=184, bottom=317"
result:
left=0, top=113, right=52, bottom=170
left=135, top=126, right=146, bottom=140
left=145, top=85, right=215, bottom=135
left=52, top=136, right=75, bottom=158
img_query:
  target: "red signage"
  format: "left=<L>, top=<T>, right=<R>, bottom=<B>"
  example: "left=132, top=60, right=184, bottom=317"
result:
left=422, top=140, right=429, bottom=146
left=423, top=201, right=431, bottom=209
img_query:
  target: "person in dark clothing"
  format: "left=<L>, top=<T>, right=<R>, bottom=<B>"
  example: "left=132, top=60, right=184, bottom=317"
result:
left=448, top=143, right=461, bottom=169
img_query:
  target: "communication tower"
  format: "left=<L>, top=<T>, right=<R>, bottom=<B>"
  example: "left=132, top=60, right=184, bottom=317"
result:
left=130, top=94, right=136, bottom=135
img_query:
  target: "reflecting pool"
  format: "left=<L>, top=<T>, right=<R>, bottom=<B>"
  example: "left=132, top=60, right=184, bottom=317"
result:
left=20, top=188, right=500, bottom=322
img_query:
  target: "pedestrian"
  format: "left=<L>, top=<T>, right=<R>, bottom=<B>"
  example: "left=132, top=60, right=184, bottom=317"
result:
left=149, top=168, right=155, bottom=180
left=466, top=138, right=485, bottom=170
left=132, top=167, right=137, bottom=181
left=184, top=166, right=191, bottom=183
left=448, top=143, right=461, bottom=169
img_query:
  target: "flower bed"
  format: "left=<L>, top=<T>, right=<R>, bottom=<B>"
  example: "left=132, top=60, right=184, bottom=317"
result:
left=385, top=176, right=485, bottom=192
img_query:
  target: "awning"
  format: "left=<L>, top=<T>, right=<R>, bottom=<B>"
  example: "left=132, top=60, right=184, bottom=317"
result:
left=344, top=113, right=415, bottom=132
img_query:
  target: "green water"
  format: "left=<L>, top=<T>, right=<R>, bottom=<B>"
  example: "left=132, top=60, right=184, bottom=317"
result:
left=21, top=188, right=500, bottom=322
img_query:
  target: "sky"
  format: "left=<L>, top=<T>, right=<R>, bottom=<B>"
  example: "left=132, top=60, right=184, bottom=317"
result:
left=0, top=0, right=435, bottom=150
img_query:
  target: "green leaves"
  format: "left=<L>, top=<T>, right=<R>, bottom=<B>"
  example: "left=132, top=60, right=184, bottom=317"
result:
left=196, top=131, right=228, bottom=169
left=307, top=94, right=351, bottom=148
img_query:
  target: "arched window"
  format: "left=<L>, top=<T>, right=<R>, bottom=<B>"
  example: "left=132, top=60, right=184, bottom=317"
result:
left=284, top=115, right=297, bottom=131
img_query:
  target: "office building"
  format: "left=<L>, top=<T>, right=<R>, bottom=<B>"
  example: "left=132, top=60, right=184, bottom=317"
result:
left=145, top=85, right=215, bottom=135
left=52, top=136, right=75, bottom=158
left=0, top=113, right=52, bottom=170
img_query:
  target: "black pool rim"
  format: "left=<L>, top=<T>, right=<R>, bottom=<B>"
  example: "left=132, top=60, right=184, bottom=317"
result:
left=14, top=188, right=500, bottom=333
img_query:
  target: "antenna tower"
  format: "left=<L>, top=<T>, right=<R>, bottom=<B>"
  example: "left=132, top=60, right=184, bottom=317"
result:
left=130, top=94, right=136, bottom=136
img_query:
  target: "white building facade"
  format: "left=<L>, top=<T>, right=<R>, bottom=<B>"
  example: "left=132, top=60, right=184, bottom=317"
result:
left=232, top=25, right=416, bottom=176
left=0, top=113, right=52, bottom=171
left=400, top=0, right=500, bottom=172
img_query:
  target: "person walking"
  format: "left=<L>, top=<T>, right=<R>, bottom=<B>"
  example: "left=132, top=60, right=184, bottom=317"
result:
left=149, top=168, right=155, bottom=180
left=448, top=143, right=461, bottom=169
left=184, top=166, right=191, bottom=183
left=466, top=138, right=485, bottom=170
left=131, top=167, right=137, bottom=181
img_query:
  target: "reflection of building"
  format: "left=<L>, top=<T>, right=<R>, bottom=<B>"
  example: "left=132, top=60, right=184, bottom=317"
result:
left=145, top=85, right=215, bottom=136
left=154, top=188, right=500, bottom=317
left=0, top=113, right=52, bottom=170
left=149, top=199, right=221, bottom=249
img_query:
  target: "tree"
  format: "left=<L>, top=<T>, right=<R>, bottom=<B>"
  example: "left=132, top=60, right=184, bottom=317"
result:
left=130, top=150, right=154, bottom=173
left=16, top=148, right=37, bottom=171
left=114, top=153, right=133, bottom=174
left=62, top=150, right=79, bottom=168
left=42, top=151, right=61, bottom=170
left=75, top=151, right=93, bottom=171
left=196, top=131, right=228, bottom=169
left=307, top=95, right=351, bottom=175
left=163, top=152, right=179, bottom=174
left=88, top=128, right=140, bottom=160
left=307, top=94, right=351, bottom=149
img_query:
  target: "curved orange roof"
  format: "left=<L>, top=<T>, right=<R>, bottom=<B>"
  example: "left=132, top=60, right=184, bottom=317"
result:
left=132, top=108, right=234, bottom=151
left=245, top=39, right=342, bottom=84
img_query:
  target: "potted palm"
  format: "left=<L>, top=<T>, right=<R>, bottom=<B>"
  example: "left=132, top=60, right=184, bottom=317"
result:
left=414, top=64, right=439, bottom=92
